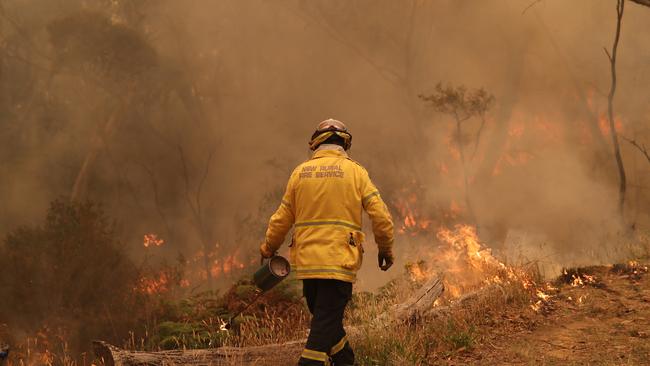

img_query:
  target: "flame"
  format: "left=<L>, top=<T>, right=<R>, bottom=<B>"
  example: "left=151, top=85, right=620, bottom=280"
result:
left=143, top=233, right=164, bottom=247
left=578, top=295, right=587, bottom=304
left=407, top=263, right=428, bottom=282
left=174, top=244, right=251, bottom=287
left=396, top=223, right=548, bottom=313
left=436, top=224, right=484, bottom=262
left=598, top=113, right=624, bottom=136
left=565, top=271, right=597, bottom=287
left=428, top=224, right=536, bottom=300
left=136, top=272, right=170, bottom=295
left=10, top=327, right=72, bottom=366
left=571, top=274, right=596, bottom=287
left=530, top=301, right=542, bottom=312
left=392, top=188, right=434, bottom=236
left=536, top=289, right=551, bottom=301
left=571, top=275, right=584, bottom=287
left=627, top=260, right=649, bottom=274
left=492, top=133, right=534, bottom=176
left=210, top=252, right=246, bottom=278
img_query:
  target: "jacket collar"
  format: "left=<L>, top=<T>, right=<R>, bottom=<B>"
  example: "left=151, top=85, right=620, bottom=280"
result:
left=312, top=144, right=349, bottom=159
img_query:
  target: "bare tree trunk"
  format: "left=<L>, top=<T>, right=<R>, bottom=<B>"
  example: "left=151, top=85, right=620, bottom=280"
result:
left=178, top=145, right=217, bottom=289
left=472, top=114, right=487, bottom=160
left=70, top=107, right=122, bottom=201
left=605, top=0, right=627, bottom=217
left=454, top=113, right=475, bottom=224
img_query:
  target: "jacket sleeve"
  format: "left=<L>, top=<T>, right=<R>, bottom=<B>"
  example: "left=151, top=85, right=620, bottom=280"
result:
left=359, top=168, right=394, bottom=252
left=264, top=170, right=297, bottom=252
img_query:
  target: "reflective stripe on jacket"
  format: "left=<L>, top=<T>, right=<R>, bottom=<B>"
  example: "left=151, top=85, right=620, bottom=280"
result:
left=265, top=145, right=394, bottom=282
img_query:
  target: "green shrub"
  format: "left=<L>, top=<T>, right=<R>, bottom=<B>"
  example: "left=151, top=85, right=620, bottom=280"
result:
left=443, top=321, right=475, bottom=350
left=155, top=320, right=228, bottom=349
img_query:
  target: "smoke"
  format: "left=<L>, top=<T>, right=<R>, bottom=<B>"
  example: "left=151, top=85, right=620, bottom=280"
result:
left=1, top=0, right=649, bottom=293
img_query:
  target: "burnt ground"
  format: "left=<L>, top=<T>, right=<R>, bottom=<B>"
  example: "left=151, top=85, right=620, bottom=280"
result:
left=449, top=264, right=650, bottom=366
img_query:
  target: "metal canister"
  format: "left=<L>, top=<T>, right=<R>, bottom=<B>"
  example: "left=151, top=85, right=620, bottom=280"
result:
left=253, top=255, right=291, bottom=292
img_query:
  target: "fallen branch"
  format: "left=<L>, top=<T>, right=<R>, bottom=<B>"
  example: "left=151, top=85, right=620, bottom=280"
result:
left=93, top=340, right=305, bottom=366
left=390, top=275, right=445, bottom=320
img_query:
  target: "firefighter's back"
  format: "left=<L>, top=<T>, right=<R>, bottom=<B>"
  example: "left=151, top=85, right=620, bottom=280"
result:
left=290, top=149, right=367, bottom=282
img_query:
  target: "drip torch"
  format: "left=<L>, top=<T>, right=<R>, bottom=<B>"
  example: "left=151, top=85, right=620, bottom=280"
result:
left=224, top=255, right=291, bottom=329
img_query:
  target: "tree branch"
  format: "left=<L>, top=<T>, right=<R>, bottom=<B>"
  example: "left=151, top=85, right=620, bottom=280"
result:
left=622, top=136, right=650, bottom=165
left=522, top=0, right=543, bottom=15
left=630, top=0, right=650, bottom=7
left=603, top=47, right=612, bottom=62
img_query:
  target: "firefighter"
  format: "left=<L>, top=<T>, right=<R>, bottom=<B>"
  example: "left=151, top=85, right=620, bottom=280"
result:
left=260, top=119, right=395, bottom=366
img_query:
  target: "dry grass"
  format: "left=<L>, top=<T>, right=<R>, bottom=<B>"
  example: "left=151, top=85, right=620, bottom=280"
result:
left=347, top=266, right=538, bottom=365
left=6, top=255, right=650, bottom=365
left=3, top=336, right=79, bottom=366
left=1, top=259, right=542, bottom=365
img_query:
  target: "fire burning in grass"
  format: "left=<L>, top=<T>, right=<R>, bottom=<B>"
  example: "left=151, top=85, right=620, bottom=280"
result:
left=210, top=253, right=246, bottom=278
left=143, top=233, right=164, bottom=248
left=570, top=273, right=596, bottom=287
left=136, top=272, right=171, bottom=295
left=137, top=239, right=253, bottom=295
left=401, top=223, right=545, bottom=309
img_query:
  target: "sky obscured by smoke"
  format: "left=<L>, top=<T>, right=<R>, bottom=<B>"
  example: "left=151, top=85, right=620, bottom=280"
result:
left=1, top=0, right=650, bottom=287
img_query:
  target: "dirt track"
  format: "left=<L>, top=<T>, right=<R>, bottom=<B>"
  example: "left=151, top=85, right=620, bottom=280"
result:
left=452, top=265, right=650, bottom=365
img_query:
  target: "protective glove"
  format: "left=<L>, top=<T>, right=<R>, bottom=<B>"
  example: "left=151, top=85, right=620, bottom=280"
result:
left=378, top=248, right=394, bottom=271
left=260, top=242, right=275, bottom=259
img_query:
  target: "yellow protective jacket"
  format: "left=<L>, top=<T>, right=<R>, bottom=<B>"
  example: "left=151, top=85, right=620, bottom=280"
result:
left=264, top=145, right=394, bottom=283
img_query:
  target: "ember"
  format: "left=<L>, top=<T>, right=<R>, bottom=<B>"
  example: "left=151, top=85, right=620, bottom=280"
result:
left=143, top=233, right=164, bottom=248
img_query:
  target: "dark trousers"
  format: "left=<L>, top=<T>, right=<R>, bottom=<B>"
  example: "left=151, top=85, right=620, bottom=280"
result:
left=298, top=279, right=354, bottom=366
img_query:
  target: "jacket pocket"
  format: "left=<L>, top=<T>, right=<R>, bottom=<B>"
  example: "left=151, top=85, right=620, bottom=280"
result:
left=349, top=231, right=365, bottom=270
